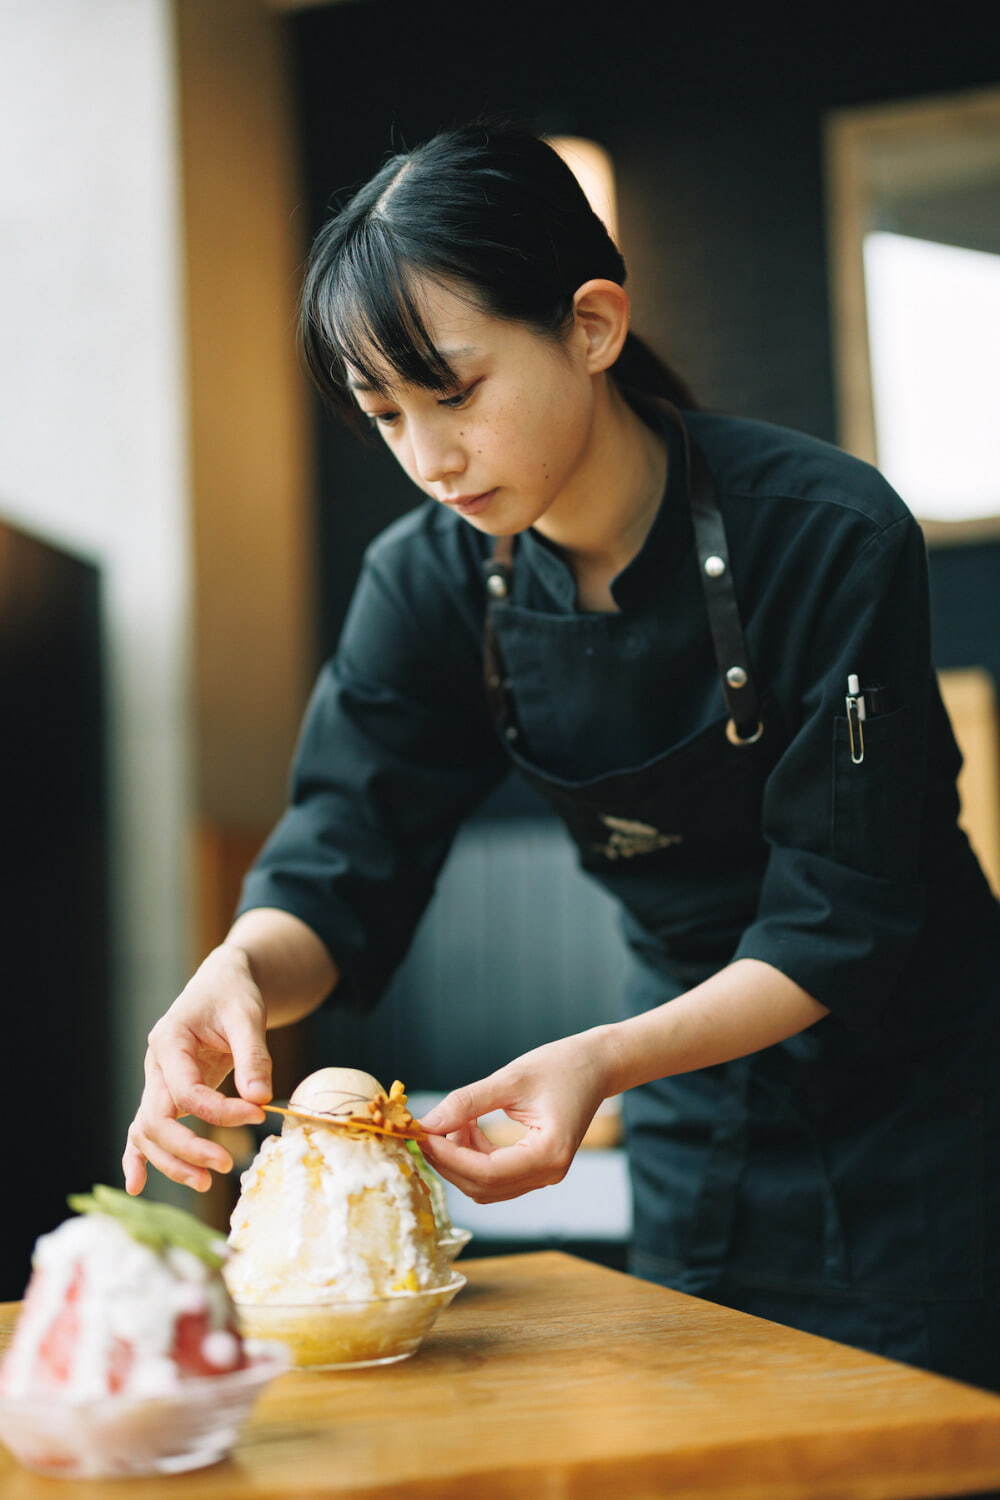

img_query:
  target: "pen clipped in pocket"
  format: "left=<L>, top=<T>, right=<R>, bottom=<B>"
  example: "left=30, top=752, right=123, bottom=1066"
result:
left=831, top=703, right=920, bottom=879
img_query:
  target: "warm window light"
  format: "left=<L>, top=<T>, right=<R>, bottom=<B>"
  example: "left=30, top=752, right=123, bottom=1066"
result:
left=863, top=230, right=1000, bottom=523
left=547, top=136, right=618, bottom=245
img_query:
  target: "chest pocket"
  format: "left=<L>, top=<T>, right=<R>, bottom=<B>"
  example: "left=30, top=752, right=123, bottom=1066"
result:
left=831, top=706, right=921, bottom=880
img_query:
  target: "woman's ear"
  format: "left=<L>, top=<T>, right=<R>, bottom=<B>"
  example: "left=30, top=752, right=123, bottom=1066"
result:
left=570, top=279, right=631, bottom=374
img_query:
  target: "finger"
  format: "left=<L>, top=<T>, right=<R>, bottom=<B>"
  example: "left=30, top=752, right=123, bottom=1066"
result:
left=224, top=1006, right=273, bottom=1104
left=136, top=1112, right=234, bottom=1176
left=122, top=1141, right=147, bottom=1197
left=438, top=1121, right=497, bottom=1154
left=426, top=1156, right=552, bottom=1204
left=128, top=1125, right=212, bottom=1193
left=468, top=1120, right=498, bottom=1153
left=158, top=1039, right=265, bottom=1127
left=424, top=1131, right=560, bottom=1194
left=136, top=1063, right=239, bottom=1174
left=457, top=1182, right=552, bottom=1205
left=419, top=1075, right=513, bottom=1135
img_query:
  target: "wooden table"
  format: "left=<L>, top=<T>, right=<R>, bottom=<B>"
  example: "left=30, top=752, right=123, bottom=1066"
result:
left=3, top=1251, right=1000, bottom=1499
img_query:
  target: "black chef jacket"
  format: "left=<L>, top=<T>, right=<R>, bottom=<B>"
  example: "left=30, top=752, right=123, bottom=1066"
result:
left=238, top=403, right=1000, bottom=1384
left=237, top=405, right=998, bottom=1046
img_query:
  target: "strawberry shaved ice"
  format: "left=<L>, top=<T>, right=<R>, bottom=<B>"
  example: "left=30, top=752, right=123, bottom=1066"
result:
left=0, top=1187, right=286, bottom=1479
left=0, top=1212, right=246, bottom=1401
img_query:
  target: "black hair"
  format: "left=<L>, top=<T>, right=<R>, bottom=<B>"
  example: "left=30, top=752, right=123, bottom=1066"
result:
left=298, top=120, right=698, bottom=438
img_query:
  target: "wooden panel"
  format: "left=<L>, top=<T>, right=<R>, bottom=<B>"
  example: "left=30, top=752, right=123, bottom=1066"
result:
left=4, top=1253, right=1000, bottom=1497
left=195, top=823, right=269, bottom=963
left=940, top=667, right=1000, bottom=895
left=173, top=0, right=313, bottom=829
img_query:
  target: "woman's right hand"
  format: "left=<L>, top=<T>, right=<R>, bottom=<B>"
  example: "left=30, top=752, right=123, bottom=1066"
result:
left=122, top=944, right=273, bottom=1195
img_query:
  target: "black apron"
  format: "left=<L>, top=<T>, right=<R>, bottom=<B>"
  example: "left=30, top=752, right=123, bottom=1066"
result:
left=477, top=398, right=1000, bottom=1388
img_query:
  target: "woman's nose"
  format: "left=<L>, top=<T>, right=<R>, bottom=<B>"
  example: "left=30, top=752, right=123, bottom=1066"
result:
left=409, top=422, right=465, bottom=486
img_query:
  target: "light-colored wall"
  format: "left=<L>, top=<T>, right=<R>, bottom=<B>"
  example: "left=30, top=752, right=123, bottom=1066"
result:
left=0, top=0, right=193, bottom=1162
left=0, top=0, right=314, bottom=1199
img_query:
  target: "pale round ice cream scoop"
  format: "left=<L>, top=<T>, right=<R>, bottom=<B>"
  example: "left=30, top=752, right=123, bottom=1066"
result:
left=226, top=1071, right=446, bottom=1305
left=290, top=1067, right=384, bottom=1119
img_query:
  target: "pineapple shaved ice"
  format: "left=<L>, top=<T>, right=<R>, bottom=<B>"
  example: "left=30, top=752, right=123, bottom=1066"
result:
left=225, top=1069, right=446, bottom=1304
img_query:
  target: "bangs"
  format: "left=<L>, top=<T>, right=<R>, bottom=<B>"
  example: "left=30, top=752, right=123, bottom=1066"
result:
left=309, top=217, right=463, bottom=402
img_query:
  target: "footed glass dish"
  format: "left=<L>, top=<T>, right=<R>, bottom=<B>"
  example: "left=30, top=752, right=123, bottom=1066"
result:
left=0, top=1341, right=288, bottom=1479
left=236, top=1272, right=466, bottom=1370
left=438, top=1227, right=473, bottom=1262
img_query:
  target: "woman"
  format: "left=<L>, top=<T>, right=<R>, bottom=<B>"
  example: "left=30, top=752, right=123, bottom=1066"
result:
left=125, top=123, right=1000, bottom=1387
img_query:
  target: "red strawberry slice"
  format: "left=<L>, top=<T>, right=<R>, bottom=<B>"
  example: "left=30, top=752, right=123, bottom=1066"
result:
left=106, top=1336, right=135, bottom=1394
left=35, top=1264, right=83, bottom=1386
left=170, top=1310, right=246, bottom=1377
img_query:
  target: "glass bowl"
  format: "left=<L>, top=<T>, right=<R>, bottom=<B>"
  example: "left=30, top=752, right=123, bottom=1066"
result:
left=0, top=1341, right=288, bottom=1480
left=438, top=1227, right=473, bottom=1262
left=235, top=1272, right=466, bottom=1369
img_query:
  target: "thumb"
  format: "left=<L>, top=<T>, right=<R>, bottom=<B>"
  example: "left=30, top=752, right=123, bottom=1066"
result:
left=419, top=1076, right=506, bottom=1135
left=226, top=1007, right=273, bottom=1104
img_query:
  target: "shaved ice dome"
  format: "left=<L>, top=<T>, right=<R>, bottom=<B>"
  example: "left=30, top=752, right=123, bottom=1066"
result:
left=225, top=1120, right=446, bottom=1304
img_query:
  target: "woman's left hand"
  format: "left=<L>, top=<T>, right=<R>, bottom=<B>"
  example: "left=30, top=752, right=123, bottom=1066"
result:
left=417, top=1029, right=615, bottom=1203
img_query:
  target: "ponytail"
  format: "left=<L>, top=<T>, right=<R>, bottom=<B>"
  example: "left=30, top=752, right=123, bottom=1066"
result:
left=613, top=330, right=699, bottom=411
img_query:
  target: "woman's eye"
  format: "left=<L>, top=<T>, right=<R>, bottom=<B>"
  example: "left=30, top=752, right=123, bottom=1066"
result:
left=438, top=381, right=479, bottom=410
left=364, top=380, right=478, bottom=427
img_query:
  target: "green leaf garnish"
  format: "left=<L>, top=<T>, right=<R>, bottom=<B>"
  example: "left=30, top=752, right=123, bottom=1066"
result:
left=404, top=1141, right=450, bottom=1231
left=67, top=1184, right=228, bottom=1270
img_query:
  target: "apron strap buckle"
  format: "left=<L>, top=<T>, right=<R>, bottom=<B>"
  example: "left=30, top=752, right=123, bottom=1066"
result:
left=484, top=535, right=515, bottom=601
left=726, top=717, right=764, bottom=747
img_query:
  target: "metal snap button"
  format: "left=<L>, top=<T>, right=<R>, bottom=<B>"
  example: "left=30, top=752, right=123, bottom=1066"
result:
left=505, top=725, right=518, bottom=742
left=726, top=666, right=748, bottom=688
left=704, top=555, right=726, bottom=578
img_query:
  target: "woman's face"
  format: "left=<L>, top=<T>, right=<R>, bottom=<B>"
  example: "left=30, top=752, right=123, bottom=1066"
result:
left=345, top=277, right=600, bottom=537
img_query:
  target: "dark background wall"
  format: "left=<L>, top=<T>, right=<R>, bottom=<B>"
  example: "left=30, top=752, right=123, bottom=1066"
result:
left=0, top=523, right=112, bottom=1297
left=286, top=1, right=1000, bottom=1086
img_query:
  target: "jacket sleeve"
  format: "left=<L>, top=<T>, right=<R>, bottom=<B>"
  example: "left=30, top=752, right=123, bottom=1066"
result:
left=235, top=531, right=508, bottom=1011
left=733, top=512, right=935, bottom=1031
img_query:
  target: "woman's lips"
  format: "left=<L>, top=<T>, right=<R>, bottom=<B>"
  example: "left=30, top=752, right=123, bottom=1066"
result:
left=445, top=489, right=498, bottom=516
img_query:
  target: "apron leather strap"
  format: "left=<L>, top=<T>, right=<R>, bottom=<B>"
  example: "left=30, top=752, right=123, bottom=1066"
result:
left=671, top=403, right=764, bottom=743
left=482, top=402, right=764, bottom=745
left=483, top=538, right=517, bottom=742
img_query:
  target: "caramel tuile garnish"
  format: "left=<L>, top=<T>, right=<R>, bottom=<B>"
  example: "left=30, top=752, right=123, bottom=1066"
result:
left=262, top=1078, right=423, bottom=1141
